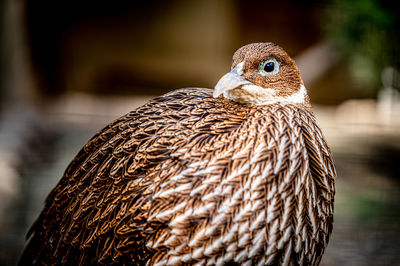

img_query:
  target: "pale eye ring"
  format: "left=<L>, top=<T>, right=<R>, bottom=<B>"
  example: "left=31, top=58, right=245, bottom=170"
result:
left=258, top=57, right=280, bottom=77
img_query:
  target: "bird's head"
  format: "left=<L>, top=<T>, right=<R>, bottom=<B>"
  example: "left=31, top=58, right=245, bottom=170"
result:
left=214, top=42, right=310, bottom=106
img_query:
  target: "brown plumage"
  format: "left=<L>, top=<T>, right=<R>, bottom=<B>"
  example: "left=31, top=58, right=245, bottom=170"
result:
left=20, top=42, right=335, bottom=265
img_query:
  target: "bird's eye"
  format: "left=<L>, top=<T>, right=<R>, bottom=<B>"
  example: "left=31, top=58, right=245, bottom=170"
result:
left=258, top=57, right=280, bottom=77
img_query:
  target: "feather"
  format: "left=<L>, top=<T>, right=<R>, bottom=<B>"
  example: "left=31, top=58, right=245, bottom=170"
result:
left=19, top=42, right=335, bottom=266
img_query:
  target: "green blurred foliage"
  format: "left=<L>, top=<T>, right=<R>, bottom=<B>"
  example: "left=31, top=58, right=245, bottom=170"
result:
left=324, top=0, right=398, bottom=94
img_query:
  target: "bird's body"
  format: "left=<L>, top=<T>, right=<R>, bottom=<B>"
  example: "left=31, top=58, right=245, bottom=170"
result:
left=20, top=43, right=335, bottom=265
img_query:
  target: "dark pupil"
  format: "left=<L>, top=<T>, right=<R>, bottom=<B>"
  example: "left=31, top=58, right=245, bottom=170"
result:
left=264, top=62, right=275, bottom=72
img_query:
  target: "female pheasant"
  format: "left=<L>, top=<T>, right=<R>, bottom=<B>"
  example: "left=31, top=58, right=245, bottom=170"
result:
left=20, top=42, right=336, bottom=265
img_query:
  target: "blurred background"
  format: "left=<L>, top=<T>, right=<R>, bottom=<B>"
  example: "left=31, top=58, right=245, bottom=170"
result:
left=0, top=0, right=399, bottom=265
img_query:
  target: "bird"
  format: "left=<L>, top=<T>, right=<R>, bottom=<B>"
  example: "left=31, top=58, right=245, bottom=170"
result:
left=19, top=42, right=336, bottom=265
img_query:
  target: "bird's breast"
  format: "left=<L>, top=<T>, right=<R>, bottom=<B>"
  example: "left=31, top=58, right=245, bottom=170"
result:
left=143, top=104, right=333, bottom=265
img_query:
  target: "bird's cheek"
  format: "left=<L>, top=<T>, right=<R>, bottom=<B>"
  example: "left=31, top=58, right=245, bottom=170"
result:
left=243, top=72, right=270, bottom=88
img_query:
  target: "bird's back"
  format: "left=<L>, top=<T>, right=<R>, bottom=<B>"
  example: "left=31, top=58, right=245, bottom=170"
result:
left=19, top=88, right=248, bottom=264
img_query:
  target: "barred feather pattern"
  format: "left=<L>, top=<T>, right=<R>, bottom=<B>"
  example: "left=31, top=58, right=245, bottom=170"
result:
left=19, top=88, right=335, bottom=266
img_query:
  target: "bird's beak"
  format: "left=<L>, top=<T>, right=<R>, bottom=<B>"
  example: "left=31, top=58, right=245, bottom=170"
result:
left=213, top=62, right=253, bottom=98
